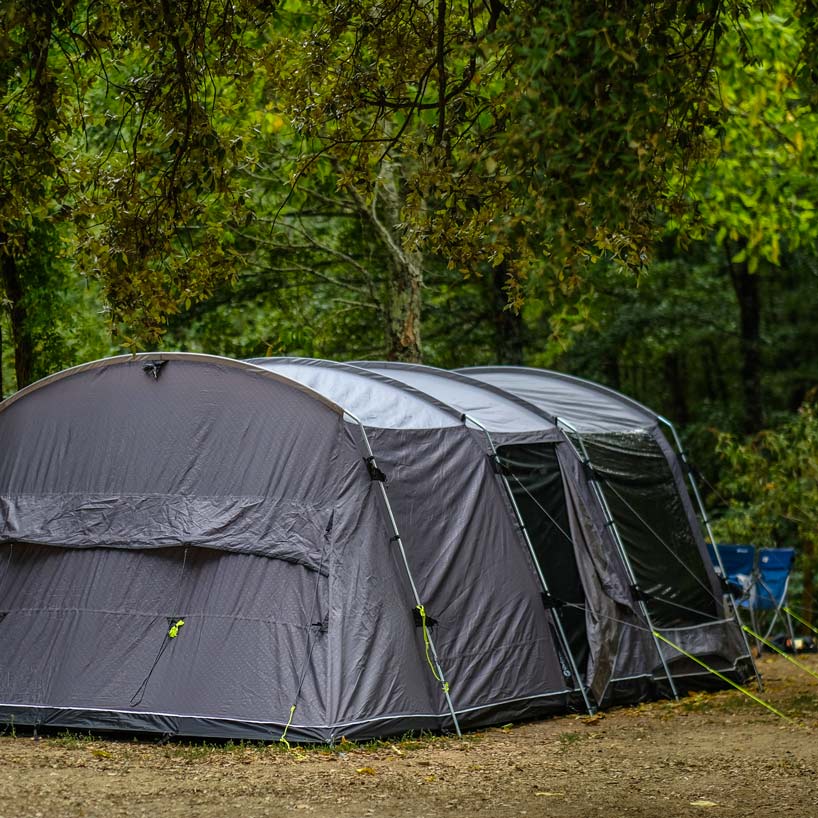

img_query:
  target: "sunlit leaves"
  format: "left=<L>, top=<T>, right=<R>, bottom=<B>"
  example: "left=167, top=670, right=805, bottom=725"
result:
left=672, top=5, right=818, bottom=273
left=714, top=396, right=818, bottom=554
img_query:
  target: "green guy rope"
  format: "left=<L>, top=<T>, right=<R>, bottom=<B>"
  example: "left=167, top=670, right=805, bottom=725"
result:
left=168, top=619, right=185, bottom=639
left=416, top=605, right=450, bottom=694
left=741, top=625, right=818, bottom=683
left=279, top=704, right=296, bottom=750
left=784, top=606, right=818, bottom=639
left=652, top=631, right=792, bottom=723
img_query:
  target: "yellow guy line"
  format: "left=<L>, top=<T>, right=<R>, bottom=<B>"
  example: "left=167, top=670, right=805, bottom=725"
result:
left=416, top=605, right=450, bottom=694
left=279, top=704, right=296, bottom=750
left=784, top=607, right=818, bottom=639
left=741, top=625, right=818, bottom=683
left=652, top=631, right=792, bottom=723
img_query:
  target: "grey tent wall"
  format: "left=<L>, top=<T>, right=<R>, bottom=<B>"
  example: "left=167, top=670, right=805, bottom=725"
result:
left=462, top=414, right=595, bottom=714
left=347, top=360, right=646, bottom=706
left=0, top=355, right=355, bottom=741
left=248, top=358, right=581, bottom=729
left=344, top=413, right=461, bottom=737
left=345, top=361, right=600, bottom=703
left=355, top=423, right=578, bottom=730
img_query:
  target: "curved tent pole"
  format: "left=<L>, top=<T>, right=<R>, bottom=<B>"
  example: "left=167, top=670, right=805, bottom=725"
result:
left=656, top=415, right=764, bottom=692
left=555, top=417, right=681, bottom=701
left=462, top=413, right=596, bottom=715
left=345, top=411, right=462, bottom=738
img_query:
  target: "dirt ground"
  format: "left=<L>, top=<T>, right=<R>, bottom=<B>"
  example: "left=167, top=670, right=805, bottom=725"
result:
left=1, top=653, right=817, bottom=818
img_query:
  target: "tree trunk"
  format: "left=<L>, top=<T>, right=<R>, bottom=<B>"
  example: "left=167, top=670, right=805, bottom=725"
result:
left=385, top=252, right=423, bottom=362
left=0, top=248, right=34, bottom=390
left=801, top=539, right=816, bottom=627
left=727, top=246, right=763, bottom=434
left=490, top=262, right=524, bottom=364
left=664, top=351, right=689, bottom=425
left=349, top=161, right=424, bottom=362
left=703, top=340, right=728, bottom=405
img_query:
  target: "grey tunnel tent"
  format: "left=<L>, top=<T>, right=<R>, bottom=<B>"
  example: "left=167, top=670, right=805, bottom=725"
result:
left=0, top=354, right=586, bottom=741
left=0, top=354, right=755, bottom=742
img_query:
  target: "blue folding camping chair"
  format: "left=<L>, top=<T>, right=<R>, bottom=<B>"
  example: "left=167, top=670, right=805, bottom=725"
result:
left=753, top=547, right=797, bottom=645
left=709, top=544, right=797, bottom=653
left=707, top=543, right=755, bottom=602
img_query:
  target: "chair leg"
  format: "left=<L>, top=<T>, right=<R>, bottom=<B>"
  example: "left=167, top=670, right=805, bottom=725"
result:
left=786, top=609, right=798, bottom=653
left=750, top=607, right=762, bottom=655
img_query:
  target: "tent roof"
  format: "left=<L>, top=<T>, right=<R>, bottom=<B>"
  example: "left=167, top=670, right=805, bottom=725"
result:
left=349, top=362, right=557, bottom=434
left=246, top=358, right=462, bottom=429
left=458, top=367, right=658, bottom=433
left=0, top=352, right=348, bottom=418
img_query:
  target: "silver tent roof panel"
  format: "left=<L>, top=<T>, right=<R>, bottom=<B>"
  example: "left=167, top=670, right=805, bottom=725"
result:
left=458, top=366, right=657, bottom=433
left=246, top=358, right=462, bottom=429
left=350, top=361, right=556, bottom=434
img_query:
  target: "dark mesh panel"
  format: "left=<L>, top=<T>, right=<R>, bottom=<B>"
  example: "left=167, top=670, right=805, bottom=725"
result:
left=497, top=443, right=589, bottom=677
left=581, top=433, right=719, bottom=627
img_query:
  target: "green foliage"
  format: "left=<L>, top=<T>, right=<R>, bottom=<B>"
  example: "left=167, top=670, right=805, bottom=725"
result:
left=1, top=0, right=817, bottom=390
left=674, top=4, right=818, bottom=271
left=267, top=0, right=799, bottom=301
left=0, top=0, right=275, bottom=346
left=713, top=396, right=818, bottom=549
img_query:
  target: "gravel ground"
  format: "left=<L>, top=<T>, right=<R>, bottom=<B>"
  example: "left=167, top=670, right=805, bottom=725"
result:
left=1, top=652, right=817, bottom=818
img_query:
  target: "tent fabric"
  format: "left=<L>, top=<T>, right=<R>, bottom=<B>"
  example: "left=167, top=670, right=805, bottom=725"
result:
left=0, top=354, right=579, bottom=742
left=458, top=366, right=657, bottom=432
left=0, top=354, right=754, bottom=742
left=244, top=359, right=587, bottom=700
left=246, top=358, right=462, bottom=430
left=351, top=361, right=561, bottom=436
left=348, top=361, right=645, bottom=698
left=458, top=368, right=730, bottom=620
left=454, top=365, right=751, bottom=688
left=0, top=355, right=345, bottom=566
left=579, top=432, right=721, bottom=628
left=347, top=361, right=750, bottom=694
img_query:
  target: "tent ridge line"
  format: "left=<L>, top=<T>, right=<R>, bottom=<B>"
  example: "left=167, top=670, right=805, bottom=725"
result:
left=0, top=352, right=349, bottom=419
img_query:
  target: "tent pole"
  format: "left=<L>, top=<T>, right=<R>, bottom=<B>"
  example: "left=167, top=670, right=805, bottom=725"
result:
left=462, top=414, right=596, bottom=715
left=657, top=416, right=763, bottom=691
left=346, top=413, right=462, bottom=738
left=556, top=418, right=680, bottom=701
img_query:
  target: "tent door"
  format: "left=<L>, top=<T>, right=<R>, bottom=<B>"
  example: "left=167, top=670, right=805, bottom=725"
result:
left=497, top=443, right=590, bottom=677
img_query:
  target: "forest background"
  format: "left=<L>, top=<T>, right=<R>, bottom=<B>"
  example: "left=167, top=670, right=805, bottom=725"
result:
left=2, top=1, right=818, bottom=610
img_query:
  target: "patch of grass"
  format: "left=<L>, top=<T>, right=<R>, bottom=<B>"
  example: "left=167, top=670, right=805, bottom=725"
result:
left=49, top=731, right=97, bottom=748
left=558, top=732, right=585, bottom=746
left=787, top=692, right=818, bottom=714
left=162, top=739, right=276, bottom=762
left=155, top=729, right=473, bottom=762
